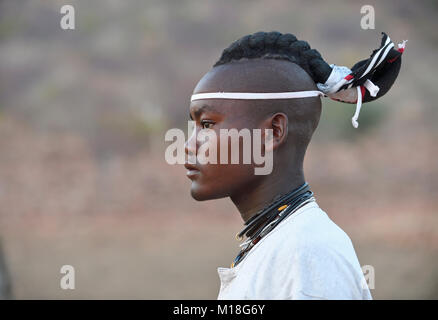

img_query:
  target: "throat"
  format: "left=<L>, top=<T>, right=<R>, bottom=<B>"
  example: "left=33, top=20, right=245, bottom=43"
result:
left=231, top=172, right=305, bottom=223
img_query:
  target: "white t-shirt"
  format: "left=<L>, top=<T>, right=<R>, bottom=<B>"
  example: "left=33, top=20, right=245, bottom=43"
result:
left=217, top=201, right=372, bottom=300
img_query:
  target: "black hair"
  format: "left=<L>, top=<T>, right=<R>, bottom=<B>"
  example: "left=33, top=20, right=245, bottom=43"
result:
left=214, top=31, right=332, bottom=85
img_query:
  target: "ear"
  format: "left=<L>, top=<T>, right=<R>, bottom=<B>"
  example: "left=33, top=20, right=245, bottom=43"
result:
left=264, top=112, right=288, bottom=153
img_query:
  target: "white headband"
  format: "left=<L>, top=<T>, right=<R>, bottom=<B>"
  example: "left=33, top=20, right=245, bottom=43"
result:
left=190, top=90, right=325, bottom=102
left=190, top=89, right=368, bottom=128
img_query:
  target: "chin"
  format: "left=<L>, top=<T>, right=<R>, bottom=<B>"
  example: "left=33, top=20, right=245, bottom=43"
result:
left=190, top=190, right=210, bottom=201
left=189, top=183, right=226, bottom=201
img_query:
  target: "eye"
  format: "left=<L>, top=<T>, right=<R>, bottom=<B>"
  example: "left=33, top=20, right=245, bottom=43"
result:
left=201, top=120, right=214, bottom=129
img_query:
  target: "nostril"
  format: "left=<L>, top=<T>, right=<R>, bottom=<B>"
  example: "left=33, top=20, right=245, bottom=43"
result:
left=184, top=139, right=197, bottom=157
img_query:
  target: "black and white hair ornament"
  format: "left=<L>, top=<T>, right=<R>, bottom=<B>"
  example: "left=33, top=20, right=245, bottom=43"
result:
left=317, top=32, right=407, bottom=127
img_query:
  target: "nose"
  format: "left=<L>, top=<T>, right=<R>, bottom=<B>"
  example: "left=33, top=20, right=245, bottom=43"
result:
left=184, top=126, right=197, bottom=161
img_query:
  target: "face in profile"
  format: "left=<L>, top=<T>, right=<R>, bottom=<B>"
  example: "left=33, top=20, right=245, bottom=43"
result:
left=184, top=62, right=276, bottom=201
left=184, top=97, right=266, bottom=202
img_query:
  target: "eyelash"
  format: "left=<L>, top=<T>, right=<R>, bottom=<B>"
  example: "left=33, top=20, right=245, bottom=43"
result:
left=200, top=120, right=214, bottom=129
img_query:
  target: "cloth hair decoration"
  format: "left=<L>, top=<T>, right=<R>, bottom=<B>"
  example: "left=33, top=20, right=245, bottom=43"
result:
left=317, top=32, right=407, bottom=128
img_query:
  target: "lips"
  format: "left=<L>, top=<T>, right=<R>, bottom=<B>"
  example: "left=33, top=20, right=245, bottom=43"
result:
left=184, top=163, right=199, bottom=171
left=184, top=163, right=201, bottom=178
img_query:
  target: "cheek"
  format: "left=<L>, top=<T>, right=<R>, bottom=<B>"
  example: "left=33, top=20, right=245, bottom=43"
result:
left=217, top=129, right=256, bottom=165
left=190, top=124, right=263, bottom=199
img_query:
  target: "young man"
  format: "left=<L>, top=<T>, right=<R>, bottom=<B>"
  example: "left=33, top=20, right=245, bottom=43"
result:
left=184, top=31, right=404, bottom=299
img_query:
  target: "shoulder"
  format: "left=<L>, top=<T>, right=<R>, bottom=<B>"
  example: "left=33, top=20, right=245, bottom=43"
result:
left=242, top=201, right=355, bottom=276
left=272, top=202, right=361, bottom=273
left=248, top=202, right=368, bottom=299
left=267, top=202, right=354, bottom=256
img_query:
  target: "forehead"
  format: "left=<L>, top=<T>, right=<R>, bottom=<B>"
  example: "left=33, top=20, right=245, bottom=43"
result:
left=189, top=101, right=223, bottom=117
left=189, top=97, right=247, bottom=120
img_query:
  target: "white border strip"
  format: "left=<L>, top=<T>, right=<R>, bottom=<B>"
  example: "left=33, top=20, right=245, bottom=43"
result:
left=191, top=90, right=324, bottom=101
left=359, top=35, right=392, bottom=79
left=375, top=42, right=395, bottom=69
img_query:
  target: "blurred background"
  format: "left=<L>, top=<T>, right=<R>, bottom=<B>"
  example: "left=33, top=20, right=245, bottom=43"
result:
left=0, top=0, right=437, bottom=299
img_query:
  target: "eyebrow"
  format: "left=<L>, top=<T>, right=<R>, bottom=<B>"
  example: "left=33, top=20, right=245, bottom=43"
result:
left=189, top=104, right=223, bottom=120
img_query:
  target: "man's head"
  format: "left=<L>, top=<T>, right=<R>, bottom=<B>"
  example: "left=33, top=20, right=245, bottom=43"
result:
left=185, top=31, right=329, bottom=201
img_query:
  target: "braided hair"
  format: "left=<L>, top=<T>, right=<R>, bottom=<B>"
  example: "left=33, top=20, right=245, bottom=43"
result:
left=214, top=31, right=332, bottom=85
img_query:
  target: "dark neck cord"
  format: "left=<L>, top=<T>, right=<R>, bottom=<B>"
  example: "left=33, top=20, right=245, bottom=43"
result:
left=231, top=182, right=314, bottom=268
left=237, top=182, right=311, bottom=240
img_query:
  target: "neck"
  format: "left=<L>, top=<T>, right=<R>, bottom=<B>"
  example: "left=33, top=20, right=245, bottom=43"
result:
left=230, top=167, right=305, bottom=223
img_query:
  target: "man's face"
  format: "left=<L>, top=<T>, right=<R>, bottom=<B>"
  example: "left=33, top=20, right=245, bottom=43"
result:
left=185, top=94, right=265, bottom=201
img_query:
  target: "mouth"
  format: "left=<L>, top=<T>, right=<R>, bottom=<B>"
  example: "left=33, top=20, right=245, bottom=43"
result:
left=184, top=163, right=201, bottom=179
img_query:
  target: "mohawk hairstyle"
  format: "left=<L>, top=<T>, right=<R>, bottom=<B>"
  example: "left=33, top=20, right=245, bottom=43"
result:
left=213, top=31, right=333, bottom=84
